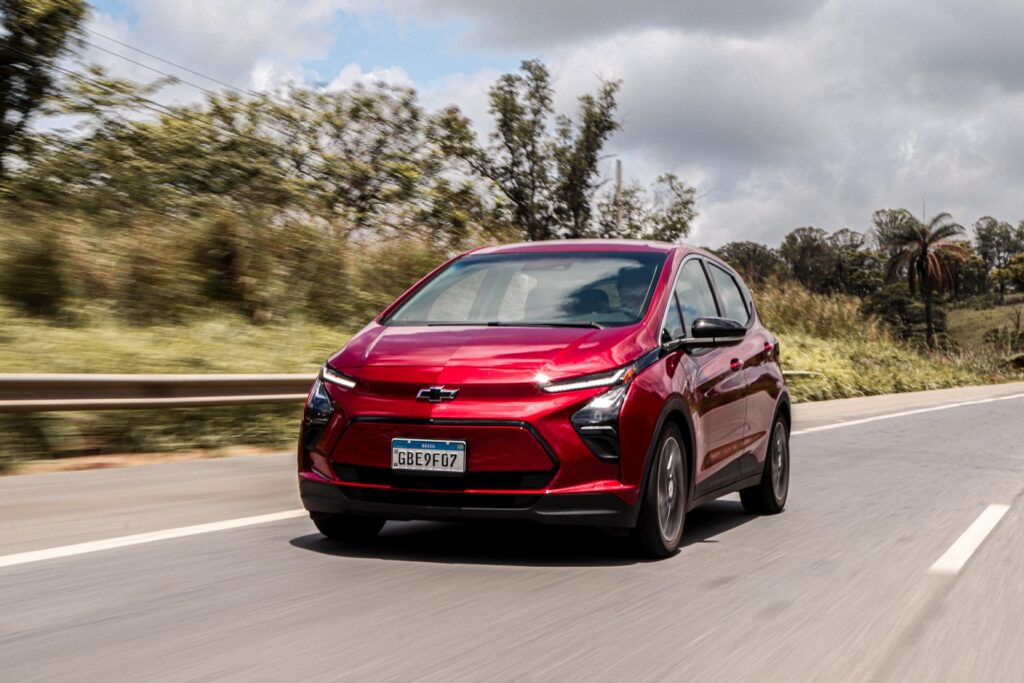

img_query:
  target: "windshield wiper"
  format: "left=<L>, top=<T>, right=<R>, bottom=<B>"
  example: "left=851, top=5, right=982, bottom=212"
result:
left=502, top=322, right=604, bottom=329
left=425, top=321, right=604, bottom=329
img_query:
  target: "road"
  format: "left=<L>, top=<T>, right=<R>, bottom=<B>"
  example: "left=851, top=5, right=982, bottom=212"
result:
left=2, top=382, right=1024, bottom=681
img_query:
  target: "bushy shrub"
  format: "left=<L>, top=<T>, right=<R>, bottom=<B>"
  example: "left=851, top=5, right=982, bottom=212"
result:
left=754, top=281, right=889, bottom=342
left=0, top=218, right=69, bottom=317
left=344, top=237, right=450, bottom=323
left=112, top=219, right=205, bottom=324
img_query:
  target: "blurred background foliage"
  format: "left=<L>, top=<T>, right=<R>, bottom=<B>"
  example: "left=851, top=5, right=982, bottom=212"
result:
left=1, top=0, right=1023, bottom=468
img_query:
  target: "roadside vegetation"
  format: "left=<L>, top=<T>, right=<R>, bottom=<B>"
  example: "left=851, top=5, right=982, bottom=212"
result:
left=0, top=0, right=1022, bottom=469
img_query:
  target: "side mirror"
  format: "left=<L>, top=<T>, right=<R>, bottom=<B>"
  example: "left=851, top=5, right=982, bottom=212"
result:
left=680, top=317, right=747, bottom=348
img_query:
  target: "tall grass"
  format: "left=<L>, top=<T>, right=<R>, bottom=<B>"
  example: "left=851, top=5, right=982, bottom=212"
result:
left=755, top=282, right=890, bottom=342
left=753, top=282, right=1015, bottom=401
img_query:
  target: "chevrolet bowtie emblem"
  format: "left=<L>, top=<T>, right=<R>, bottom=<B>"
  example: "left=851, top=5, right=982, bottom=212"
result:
left=416, top=386, right=459, bottom=403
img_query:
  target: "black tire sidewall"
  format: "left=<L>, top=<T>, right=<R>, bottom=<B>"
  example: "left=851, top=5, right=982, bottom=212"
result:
left=637, top=424, right=687, bottom=556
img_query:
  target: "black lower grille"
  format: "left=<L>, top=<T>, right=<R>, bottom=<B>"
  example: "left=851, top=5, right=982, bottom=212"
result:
left=333, top=465, right=553, bottom=491
left=341, top=486, right=540, bottom=509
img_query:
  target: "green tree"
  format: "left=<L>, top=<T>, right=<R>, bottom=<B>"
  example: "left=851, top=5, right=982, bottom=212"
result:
left=883, top=212, right=969, bottom=349
left=992, top=253, right=1024, bottom=294
left=871, top=209, right=915, bottom=262
left=829, top=228, right=884, bottom=297
left=437, top=59, right=625, bottom=240
left=713, top=241, right=785, bottom=284
left=974, top=216, right=1024, bottom=299
left=593, top=173, right=696, bottom=242
left=779, top=227, right=836, bottom=293
left=0, top=0, right=87, bottom=177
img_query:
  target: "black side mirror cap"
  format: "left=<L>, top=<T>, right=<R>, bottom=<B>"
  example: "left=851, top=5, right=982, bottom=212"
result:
left=679, top=317, right=747, bottom=348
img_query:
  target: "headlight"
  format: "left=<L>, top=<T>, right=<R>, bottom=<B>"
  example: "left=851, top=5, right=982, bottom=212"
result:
left=572, top=384, right=629, bottom=432
left=305, top=377, right=333, bottom=425
left=544, top=352, right=659, bottom=462
left=539, top=364, right=637, bottom=393
left=321, top=365, right=357, bottom=389
left=304, top=364, right=356, bottom=431
left=302, top=367, right=348, bottom=455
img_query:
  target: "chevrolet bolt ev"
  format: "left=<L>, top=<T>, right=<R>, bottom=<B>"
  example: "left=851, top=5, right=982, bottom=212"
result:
left=299, top=240, right=790, bottom=557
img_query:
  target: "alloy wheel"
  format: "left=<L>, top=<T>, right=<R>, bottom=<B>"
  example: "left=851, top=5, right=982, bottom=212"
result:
left=771, top=421, right=789, bottom=502
left=656, top=436, right=685, bottom=543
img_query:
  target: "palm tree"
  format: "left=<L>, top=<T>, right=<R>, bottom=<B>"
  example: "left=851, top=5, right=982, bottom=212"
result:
left=884, top=212, right=969, bottom=349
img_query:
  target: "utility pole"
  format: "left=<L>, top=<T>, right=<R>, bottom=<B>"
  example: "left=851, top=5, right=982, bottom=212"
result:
left=614, top=158, right=623, bottom=232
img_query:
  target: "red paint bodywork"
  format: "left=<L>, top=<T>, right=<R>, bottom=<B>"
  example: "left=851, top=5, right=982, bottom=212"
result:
left=298, top=240, right=788, bottom=520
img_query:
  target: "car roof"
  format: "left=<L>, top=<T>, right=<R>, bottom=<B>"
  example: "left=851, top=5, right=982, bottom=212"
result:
left=470, top=239, right=701, bottom=256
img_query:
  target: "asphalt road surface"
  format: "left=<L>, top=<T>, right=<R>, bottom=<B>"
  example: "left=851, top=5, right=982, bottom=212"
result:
left=3, top=382, right=1024, bottom=681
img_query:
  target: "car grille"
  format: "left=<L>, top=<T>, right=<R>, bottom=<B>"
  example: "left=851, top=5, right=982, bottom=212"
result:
left=332, top=464, right=553, bottom=491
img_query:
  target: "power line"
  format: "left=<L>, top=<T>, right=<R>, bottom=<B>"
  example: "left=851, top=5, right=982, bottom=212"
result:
left=81, top=28, right=333, bottom=133
left=80, top=38, right=315, bottom=145
left=9, top=44, right=274, bottom=149
left=84, top=28, right=258, bottom=98
left=82, top=38, right=223, bottom=99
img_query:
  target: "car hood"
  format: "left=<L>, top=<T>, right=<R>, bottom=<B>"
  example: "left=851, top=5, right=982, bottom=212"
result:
left=329, top=323, right=654, bottom=384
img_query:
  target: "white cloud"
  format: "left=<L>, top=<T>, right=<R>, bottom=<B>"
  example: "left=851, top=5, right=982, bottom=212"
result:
left=326, top=63, right=413, bottom=91
left=396, top=0, right=1024, bottom=246
left=86, top=0, right=355, bottom=93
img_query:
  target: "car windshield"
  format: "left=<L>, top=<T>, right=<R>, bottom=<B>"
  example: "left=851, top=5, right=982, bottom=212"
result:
left=385, top=251, right=667, bottom=328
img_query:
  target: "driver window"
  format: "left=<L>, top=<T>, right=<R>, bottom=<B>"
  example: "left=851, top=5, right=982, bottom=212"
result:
left=664, top=293, right=684, bottom=340
left=673, top=260, right=719, bottom=333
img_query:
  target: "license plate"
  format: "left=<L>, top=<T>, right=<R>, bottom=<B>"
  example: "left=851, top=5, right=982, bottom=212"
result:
left=391, top=438, right=467, bottom=474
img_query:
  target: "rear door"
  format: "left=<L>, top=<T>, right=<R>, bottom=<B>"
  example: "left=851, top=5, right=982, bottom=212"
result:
left=673, top=258, right=749, bottom=495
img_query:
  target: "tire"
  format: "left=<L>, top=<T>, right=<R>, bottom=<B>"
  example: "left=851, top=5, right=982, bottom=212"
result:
left=740, top=414, right=790, bottom=515
left=310, top=512, right=385, bottom=542
left=633, top=424, right=688, bottom=558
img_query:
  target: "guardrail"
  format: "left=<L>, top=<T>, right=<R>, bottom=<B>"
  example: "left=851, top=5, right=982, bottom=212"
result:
left=0, top=369, right=821, bottom=413
left=0, top=374, right=314, bottom=413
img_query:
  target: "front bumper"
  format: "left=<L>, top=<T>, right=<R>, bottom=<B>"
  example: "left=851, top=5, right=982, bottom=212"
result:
left=299, top=477, right=639, bottom=527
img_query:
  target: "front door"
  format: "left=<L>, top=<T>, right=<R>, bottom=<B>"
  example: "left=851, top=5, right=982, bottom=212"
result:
left=673, top=259, right=749, bottom=495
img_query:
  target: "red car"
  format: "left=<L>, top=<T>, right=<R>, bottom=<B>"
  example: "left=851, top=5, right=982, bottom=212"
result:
left=299, top=240, right=790, bottom=557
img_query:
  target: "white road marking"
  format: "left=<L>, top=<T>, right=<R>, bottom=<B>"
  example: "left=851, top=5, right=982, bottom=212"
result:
left=791, top=392, right=1024, bottom=435
left=0, top=509, right=306, bottom=569
left=929, top=504, right=1011, bottom=575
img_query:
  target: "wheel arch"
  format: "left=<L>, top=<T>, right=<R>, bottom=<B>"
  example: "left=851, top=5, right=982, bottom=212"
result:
left=638, top=396, right=697, bottom=509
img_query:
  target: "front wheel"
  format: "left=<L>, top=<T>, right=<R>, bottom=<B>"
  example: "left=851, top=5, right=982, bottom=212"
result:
left=311, top=512, right=385, bottom=542
left=633, top=424, right=688, bottom=558
left=740, top=414, right=789, bottom=514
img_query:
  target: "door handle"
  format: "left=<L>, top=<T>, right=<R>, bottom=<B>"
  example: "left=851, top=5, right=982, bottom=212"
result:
left=730, top=358, right=741, bottom=372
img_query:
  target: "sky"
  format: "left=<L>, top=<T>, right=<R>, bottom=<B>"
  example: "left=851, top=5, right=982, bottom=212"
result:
left=83, top=0, right=1024, bottom=247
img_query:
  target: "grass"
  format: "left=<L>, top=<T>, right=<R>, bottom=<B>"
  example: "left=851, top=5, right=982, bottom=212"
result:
left=947, top=300, right=1024, bottom=350
left=777, top=333, right=1003, bottom=402
left=0, top=304, right=352, bottom=374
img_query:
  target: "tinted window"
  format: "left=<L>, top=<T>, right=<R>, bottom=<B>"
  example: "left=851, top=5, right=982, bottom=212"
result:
left=387, top=251, right=666, bottom=327
left=708, top=263, right=750, bottom=324
left=663, top=293, right=684, bottom=340
left=674, top=260, right=719, bottom=332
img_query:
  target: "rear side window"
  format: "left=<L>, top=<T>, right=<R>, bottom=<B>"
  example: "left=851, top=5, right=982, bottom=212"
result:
left=674, top=260, right=719, bottom=332
left=707, top=263, right=750, bottom=324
